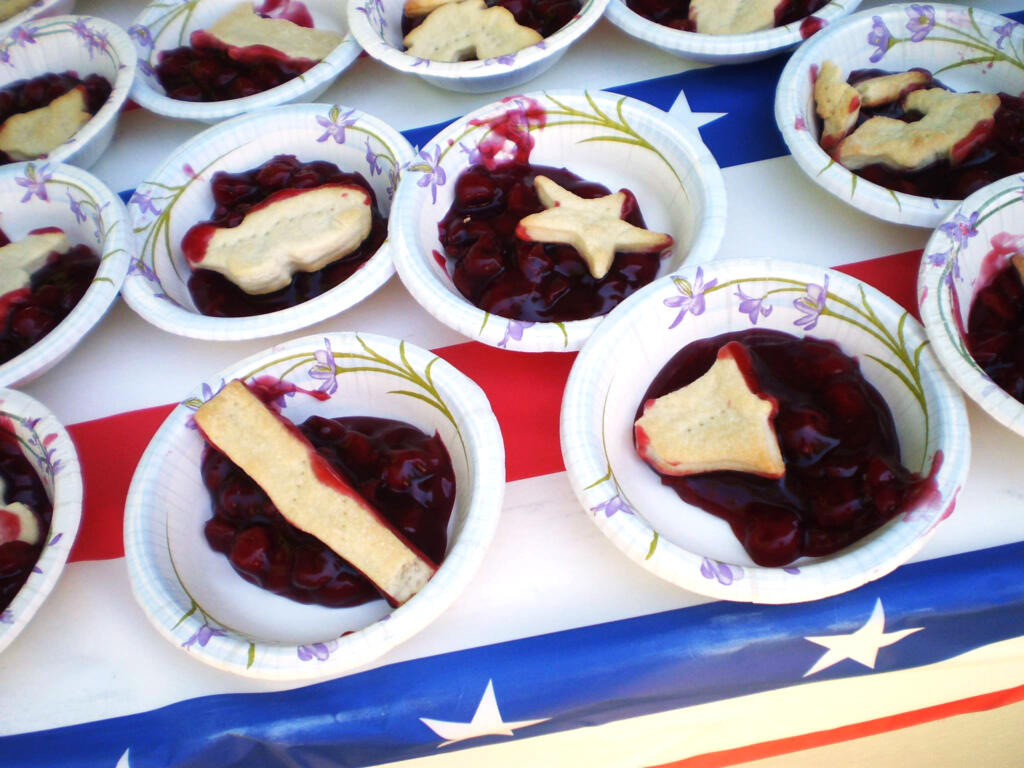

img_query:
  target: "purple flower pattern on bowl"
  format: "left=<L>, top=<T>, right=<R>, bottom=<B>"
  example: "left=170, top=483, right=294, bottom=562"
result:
left=793, top=276, right=829, bottom=331
left=700, top=558, right=744, bottom=586
left=316, top=106, right=358, bottom=144
left=297, top=639, right=339, bottom=661
left=905, top=4, right=934, bottom=42
left=665, top=268, right=717, bottom=329
left=868, top=15, right=892, bottom=62
left=735, top=286, right=772, bottom=325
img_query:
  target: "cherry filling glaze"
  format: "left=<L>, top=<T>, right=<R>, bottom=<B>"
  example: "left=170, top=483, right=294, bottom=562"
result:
left=967, top=261, right=1024, bottom=402
left=0, top=421, right=52, bottom=612
left=0, top=72, right=112, bottom=164
left=438, top=163, right=662, bottom=322
left=401, top=0, right=582, bottom=40
left=154, top=6, right=318, bottom=103
left=638, top=329, right=928, bottom=567
left=624, top=0, right=827, bottom=32
left=0, top=227, right=100, bottom=365
left=820, top=69, right=1024, bottom=200
left=201, top=414, right=456, bottom=608
left=185, top=154, right=387, bottom=317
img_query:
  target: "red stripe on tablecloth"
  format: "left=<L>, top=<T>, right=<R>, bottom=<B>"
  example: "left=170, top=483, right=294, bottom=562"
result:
left=63, top=250, right=923, bottom=563
left=649, top=681, right=1024, bottom=768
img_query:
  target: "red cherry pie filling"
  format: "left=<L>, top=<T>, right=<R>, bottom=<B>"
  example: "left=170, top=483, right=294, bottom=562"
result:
left=0, top=228, right=100, bottom=366
left=438, top=163, right=663, bottom=323
left=401, top=0, right=582, bottom=38
left=967, top=260, right=1024, bottom=402
left=0, top=421, right=52, bottom=612
left=624, top=0, right=827, bottom=32
left=0, top=72, right=112, bottom=164
left=201, top=411, right=456, bottom=608
left=184, top=154, right=387, bottom=317
left=638, top=329, right=930, bottom=567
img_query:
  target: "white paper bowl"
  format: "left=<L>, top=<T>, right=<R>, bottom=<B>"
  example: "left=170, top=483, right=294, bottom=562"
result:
left=347, top=0, right=608, bottom=93
left=123, top=103, right=413, bottom=342
left=0, top=387, right=82, bottom=655
left=606, top=0, right=860, bottom=63
left=0, top=162, right=132, bottom=387
left=561, top=258, right=970, bottom=604
left=0, top=15, right=135, bottom=169
left=919, top=175, right=1024, bottom=437
left=128, top=0, right=362, bottom=122
left=777, top=3, right=1024, bottom=229
left=391, top=89, right=726, bottom=352
left=0, top=0, right=75, bottom=40
left=124, top=332, right=504, bottom=680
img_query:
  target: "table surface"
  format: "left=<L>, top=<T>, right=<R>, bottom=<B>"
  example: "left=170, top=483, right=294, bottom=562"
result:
left=2, top=0, right=1024, bottom=765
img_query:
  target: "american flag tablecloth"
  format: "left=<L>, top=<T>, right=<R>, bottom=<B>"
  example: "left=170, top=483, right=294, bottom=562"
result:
left=2, top=1, right=1024, bottom=766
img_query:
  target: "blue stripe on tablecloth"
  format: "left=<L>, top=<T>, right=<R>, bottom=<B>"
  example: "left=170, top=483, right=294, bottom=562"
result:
left=4, top=539, right=1024, bottom=767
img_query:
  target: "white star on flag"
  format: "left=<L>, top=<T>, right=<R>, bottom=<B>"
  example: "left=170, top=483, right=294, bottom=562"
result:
left=116, top=748, right=131, bottom=767
left=667, top=87, right=727, bottom=135
left=803, top=598, right=924, bottom=678
left=420, top=679, right=550, bottom=748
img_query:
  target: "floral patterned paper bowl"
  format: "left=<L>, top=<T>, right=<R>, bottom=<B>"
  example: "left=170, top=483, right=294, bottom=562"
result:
left=0, top=15, right=135, bottom=169
left=0, top=162, right=132, bottom=388
left=0, top=387, right=82, bottom=655
left=561, top=258, right=970, bottom=604
left=919, top=176, right=1024, bottom=436
left=390, top=89, right=727, bottom=353
left=347, top=0, right=608, bottom=93
left=122, top=102, right=413, bottom=342
left=605, top=0, right=861, bottom=64
left=0, top=0, right=76, bottom=40
left=124, top=331, right=504, bottom=680
left=128, top=0, right=362, bottom=122
left=777, top=3, right=1024, bottom=229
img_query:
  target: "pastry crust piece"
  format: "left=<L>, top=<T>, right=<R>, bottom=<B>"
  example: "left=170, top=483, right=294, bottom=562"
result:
left=515, top=175, right=673, bottom=280
left=182, top=184, right=373, bottom=295
left=403, top=0, right=542, bottom=62
left=814, top=60, right=861, bottom=152
left=0, top=0, right=34, bottom=21
left=635, top=341, right=785, bottom=479
left=403, top=0, right=458, bottom=18
left=688, top=0, right=781, bottom=35
left=194, top=380, right=437, bottom=607
left=854, top=70, right=931, bottom=108
left=838, top=89, right=1001, bottom=172
left=1011, top=253, right=1024, bottom=285
left=0, top=87, right=91, bottom=162
left=206, top=3, right=344, bottom=62
left=0, top=230, right=69, bottom=297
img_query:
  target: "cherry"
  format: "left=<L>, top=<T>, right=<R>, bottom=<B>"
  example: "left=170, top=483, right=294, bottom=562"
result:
left=229, top=526, right=272, bottom=576
left=743, top=505, right=802, bottom=567
left=0, top=427, right=51, bottom=611
left=967, top=261, right=1024, bottom=405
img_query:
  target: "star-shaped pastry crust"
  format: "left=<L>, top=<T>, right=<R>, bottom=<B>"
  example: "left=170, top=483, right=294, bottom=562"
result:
left=838, top=88, right=1000, bottom=173
left=403, top=0, right=542, bottom=62
left=814, top=60, right=861, bottom=152
left=0, top=230, right=69, bottom=297
left=635, top=341, right=785, bottom=479
left=515, top=176, right=673, bottom=280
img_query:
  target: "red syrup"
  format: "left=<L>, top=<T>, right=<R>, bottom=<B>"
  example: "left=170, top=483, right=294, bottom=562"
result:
left=819, top=69, right=1024, bottom=200
left=966, top=260, right=1024, bottom=402
left=623, top=0, right=827, bottom=32
left=0, top=227, right=100, bottom=365
left=0, top=72, right=112, bottom=164
left=637, top=329, right=930, bottom=567
left=0, top=418, right=52, bottom=612
left=401, top=0, right=582, bottom=40
left=184, top=155, right=387, bottom=318
left=438, top=163, right=664, bottom=322
left=201, top=415, right=456, bottom=608
left=154, top=8, right=318, bottom=103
